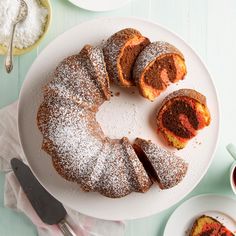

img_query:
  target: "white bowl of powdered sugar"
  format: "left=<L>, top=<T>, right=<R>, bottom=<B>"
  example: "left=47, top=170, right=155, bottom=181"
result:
left=0, top=0, right=51, bottom=55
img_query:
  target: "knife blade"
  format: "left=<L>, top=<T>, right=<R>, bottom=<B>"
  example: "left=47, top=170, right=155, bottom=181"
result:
left=11, top=158, right=76, bottom=236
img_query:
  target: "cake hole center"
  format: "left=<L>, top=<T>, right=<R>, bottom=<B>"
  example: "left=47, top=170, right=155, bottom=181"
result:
left=96, top=84, right=157, bottom=142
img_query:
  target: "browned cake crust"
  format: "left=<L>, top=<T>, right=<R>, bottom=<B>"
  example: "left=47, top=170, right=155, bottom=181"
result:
left=37, top=96, right=105, bottom=189
left=37, top=44, right=152, bottom=198
left=44, top=45, right=110, bottom=112
left=189, top=215, right=235, bottom=236
left=93, top=137, right=152, bottom=198
left=79, top=45, right=111, bottom=100
left=133, top=41, right=187, bottom=100
left=156, top=89, right=211, bottom=149
left=160, top=88, right=207, bottom=107
left=103, top=28, right=150, bottom=87
left=134, top=138, right=188, bottom=189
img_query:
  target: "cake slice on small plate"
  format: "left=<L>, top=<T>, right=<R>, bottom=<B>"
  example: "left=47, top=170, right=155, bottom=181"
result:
left=189, top=215, right=235, bottom=236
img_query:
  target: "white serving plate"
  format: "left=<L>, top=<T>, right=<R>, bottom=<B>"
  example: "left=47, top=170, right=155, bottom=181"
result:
left=18, top=17, right=220, bottom=220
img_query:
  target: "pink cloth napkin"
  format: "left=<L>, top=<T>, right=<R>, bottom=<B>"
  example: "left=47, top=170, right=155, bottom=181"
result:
left=0, top=102, right=125, bottom=236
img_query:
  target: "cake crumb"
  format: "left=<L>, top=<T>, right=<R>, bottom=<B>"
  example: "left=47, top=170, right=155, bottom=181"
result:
left=195, top=141, right=202, bottom=145
left=185, top=229, right=190, bottom=235
left=115, top=92, right=120, bottom=97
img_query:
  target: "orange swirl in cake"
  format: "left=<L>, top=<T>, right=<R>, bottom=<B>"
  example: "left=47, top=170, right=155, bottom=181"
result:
left=133, top=41, right=187, bottom=101
left=157, top=89, right=211, bottom=149
left=189, top=215, right=234, bottom=236
left=103, top=28, right=150, bottom=87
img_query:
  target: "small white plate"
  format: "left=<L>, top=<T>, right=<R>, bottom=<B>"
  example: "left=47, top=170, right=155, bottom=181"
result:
left=67, top=0, right=131, bottom=12
left=18, top=17, right=219, bottom=220
left=164, top=194, right=236, bottom=236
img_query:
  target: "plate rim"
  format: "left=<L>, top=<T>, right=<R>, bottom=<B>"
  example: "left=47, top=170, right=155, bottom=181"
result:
left=18, top=16, right=220, bottom=220
left=163, top=193, right=236, bottom=236
left=67, top=0, right=131, bottom=12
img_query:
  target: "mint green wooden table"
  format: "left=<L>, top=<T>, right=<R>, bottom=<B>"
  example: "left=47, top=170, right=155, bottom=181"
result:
left=1, top=0, right=236, bottom=235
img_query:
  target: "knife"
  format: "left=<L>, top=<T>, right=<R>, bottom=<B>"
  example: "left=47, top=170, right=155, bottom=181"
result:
left=11, top=158, right=77, bottom=236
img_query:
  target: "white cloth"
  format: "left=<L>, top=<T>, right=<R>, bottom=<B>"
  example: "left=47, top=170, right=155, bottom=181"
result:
left=0, top=102, right=125, bottom=236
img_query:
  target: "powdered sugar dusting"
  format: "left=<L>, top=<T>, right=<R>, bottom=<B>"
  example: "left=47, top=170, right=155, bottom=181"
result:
left=45, top=53, right=105, bottom=110
left=37, top=45, right=152, bottom=198
left=103, top=28, right=142, bottom=86
left=135, top=138, right=188, bottom=189
left=160, top=88, right=206, bottom=109
left=37, top=97, right=104, bottom=184
left=85, top=46, right=110, bottom=100
left=94, top=138, right=152, bottom=198
left=133, top=41, right=184, bottom=83
left=103, top=32, right=126, bottom=85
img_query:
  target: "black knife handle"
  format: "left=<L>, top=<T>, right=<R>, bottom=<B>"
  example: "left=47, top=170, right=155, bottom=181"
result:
left=58, top=219, right=77, bottom=236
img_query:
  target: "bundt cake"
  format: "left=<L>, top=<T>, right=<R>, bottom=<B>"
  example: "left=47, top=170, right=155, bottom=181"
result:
left=157, top=89, right=211, bottom=149
left=103, top=28, right=150, bottom=87
left=133, top=138, right=188, bottom=189
left=37, top=28, right=210, bottom=198
left=133, top=41, right=187, bottom=101
left=189, top=215, right=235, bottom=236
left=37, top=44, right=152, bottom=198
